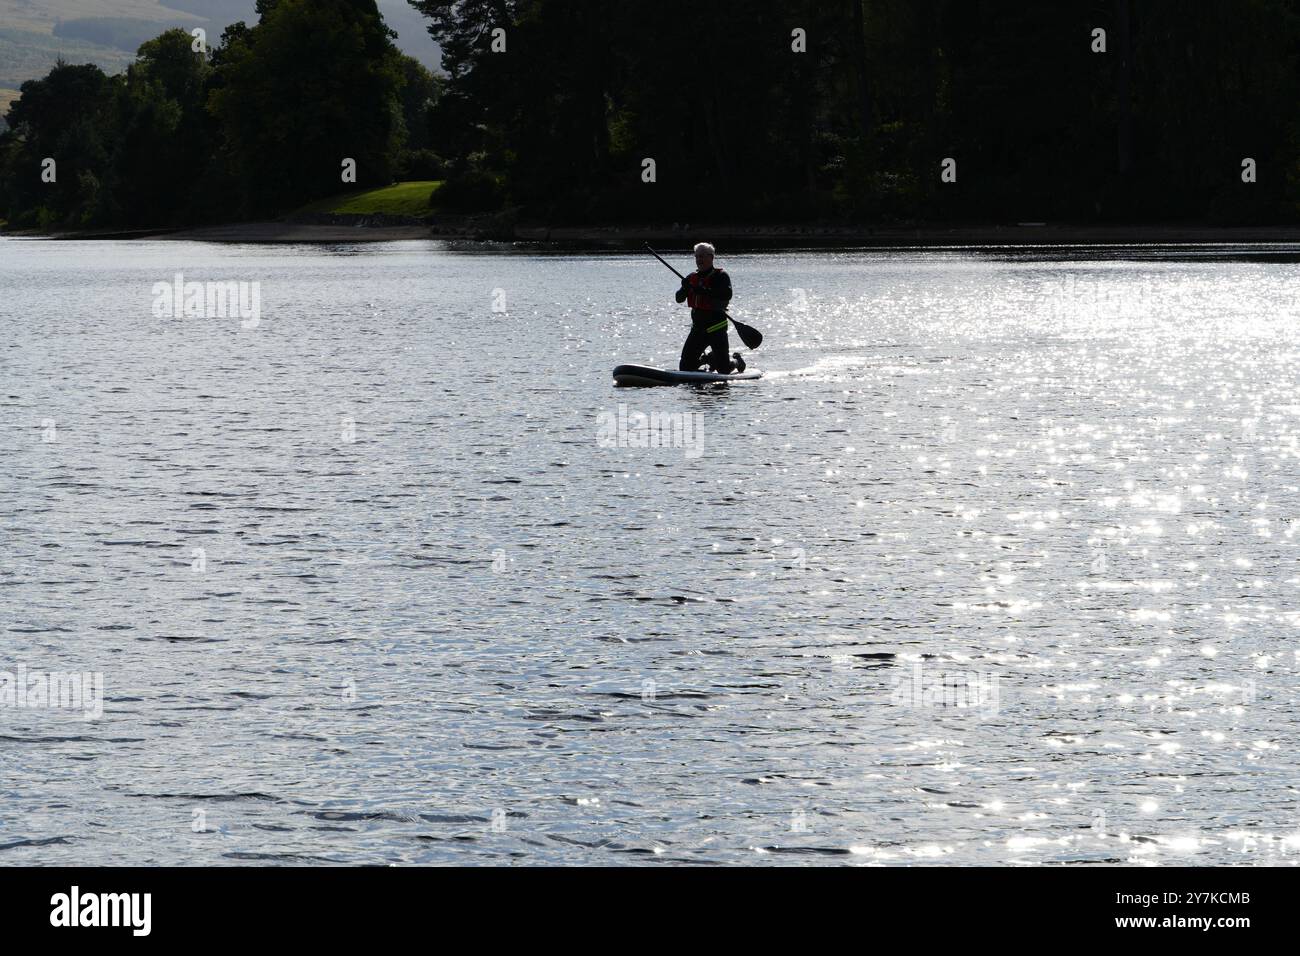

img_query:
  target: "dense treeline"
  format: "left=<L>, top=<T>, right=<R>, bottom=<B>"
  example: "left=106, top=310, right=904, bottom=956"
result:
left=0, top=0, right=439, bottom=227
left=2, top=0, right=1298, bottom=228
left=416, top=0, right=1300, bottom=224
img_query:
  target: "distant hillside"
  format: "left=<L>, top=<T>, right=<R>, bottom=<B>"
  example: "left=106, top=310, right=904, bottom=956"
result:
left=0, top=1, right=200, bottom=89
left=52, top=16, right=187, bottom=51
left=0, top=26, right=135, bottom=89
left=0, top=0, right=441, bottom=93
left=0, top=0, right=197, bottom=34
left=161, top=0, right=255, bottom=20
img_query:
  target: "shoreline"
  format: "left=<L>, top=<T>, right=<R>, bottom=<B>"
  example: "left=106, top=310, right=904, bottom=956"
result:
left=6, top=219, right=1300, bottom=247
left=512, top=222, right=1300, bottom=248
left=168, top=221, right=437, bottom=243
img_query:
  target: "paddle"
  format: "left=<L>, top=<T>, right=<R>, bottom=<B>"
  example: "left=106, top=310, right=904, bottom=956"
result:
left=645, top=244, right=763, bottom=350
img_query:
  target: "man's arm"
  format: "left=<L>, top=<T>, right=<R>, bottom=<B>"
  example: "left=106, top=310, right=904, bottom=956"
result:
left=674, top=275, right=690, bottom=303
left=712, top=271, right=733, bottom=311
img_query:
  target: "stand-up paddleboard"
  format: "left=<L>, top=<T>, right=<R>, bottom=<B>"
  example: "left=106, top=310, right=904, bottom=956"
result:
left=613, top=364, right=763, bottom=387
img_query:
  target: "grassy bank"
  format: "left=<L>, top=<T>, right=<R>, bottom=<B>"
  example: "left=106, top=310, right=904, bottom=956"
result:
left=295, top=180, right=443, bottom=218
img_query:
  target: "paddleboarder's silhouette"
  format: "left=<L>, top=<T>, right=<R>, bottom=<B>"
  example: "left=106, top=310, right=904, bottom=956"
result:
left=673, top=242, right=745, bottom=374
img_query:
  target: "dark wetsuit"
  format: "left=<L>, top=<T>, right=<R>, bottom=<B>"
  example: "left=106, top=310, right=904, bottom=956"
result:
left=675, top=267, right=734, bottom=372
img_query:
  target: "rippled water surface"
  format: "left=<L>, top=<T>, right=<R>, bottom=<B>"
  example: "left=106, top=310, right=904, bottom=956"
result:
left=2, top=238, right=1298, bottom=865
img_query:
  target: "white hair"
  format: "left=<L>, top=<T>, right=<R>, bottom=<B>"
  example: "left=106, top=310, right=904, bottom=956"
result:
left=693, top=242, right=715, bottom=256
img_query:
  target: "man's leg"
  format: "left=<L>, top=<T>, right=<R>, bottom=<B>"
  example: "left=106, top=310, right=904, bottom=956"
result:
left=679, top=326, right=709, bottom=371
left=704, top=328, right=733, bottom=372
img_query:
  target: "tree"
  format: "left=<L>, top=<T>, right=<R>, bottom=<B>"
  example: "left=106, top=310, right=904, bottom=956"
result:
left=0, top=62, right=119, bottom=226
left=109, top=30, right=216, bottom=224
left=208, top=0, right=406, bottom=215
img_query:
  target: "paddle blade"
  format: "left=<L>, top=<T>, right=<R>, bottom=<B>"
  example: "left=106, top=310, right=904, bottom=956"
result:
left=730, top=317, right=763, bottom=350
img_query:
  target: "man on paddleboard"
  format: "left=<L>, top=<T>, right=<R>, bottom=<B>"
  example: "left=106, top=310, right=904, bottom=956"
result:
left=674, top=242, right=745, bottom=373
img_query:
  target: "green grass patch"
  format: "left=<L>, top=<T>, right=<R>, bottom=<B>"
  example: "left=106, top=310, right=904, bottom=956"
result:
left=297, top=180, right=443, bottom=217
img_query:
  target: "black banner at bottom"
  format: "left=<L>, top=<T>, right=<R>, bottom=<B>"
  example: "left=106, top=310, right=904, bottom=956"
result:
left=0, top=865, right=1278, bottom=942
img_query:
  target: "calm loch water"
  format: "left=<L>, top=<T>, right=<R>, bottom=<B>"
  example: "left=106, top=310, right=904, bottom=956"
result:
left=2, top=237, right=1298, bottom=864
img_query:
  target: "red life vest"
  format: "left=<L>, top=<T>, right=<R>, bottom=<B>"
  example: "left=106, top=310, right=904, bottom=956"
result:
left=684, top=268, right=728, bottom=312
